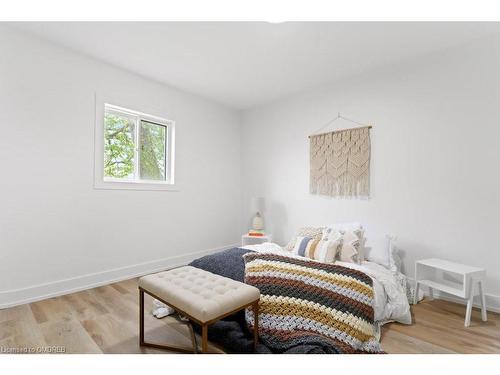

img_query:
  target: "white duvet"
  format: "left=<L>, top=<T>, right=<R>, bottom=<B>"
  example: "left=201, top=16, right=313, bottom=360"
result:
left=241, top=242, right=411, bottom=328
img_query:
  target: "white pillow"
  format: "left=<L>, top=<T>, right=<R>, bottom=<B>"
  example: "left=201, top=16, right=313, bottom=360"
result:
left=364, top=234, right=398, bottom=270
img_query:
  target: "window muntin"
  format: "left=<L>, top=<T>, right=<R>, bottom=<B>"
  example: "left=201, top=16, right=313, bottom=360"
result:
left=103, top=104, right=173, bottom=184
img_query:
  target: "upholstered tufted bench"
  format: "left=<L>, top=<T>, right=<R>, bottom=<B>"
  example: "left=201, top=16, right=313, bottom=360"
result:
left=138, top=266, right=260, bottom=353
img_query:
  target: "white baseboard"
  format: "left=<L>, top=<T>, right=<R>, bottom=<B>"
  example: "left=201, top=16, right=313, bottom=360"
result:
left=0, top=244, right=238, bottom=309
left=433, top=292, right=500, bottom=314
left=407, top=277, right=500, bottom=314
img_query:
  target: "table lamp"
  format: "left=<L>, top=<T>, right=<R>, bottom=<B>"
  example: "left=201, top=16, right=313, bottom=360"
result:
left=251, top=197, right=265, bottom=231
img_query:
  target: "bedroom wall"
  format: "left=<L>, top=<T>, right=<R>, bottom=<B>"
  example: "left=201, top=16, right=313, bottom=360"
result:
left=240, top=33, right=500, bottom=309
left=0, top=26, right=242, bottom=307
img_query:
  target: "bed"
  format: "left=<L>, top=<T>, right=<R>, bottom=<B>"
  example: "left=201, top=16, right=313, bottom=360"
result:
left=187, top=242, right=411, bottom=353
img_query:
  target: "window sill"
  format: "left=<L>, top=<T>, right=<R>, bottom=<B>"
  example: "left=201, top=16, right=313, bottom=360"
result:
left=94, top=179, right=179, bottom=191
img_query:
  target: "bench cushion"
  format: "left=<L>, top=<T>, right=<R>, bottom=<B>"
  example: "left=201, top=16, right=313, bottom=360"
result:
left=139, top=266, right=260, bottom=323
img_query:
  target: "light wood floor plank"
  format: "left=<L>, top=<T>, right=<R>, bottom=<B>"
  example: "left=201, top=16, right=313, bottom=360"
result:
left=0, top=304, right=35, bottom=323
left=379, top=329, right=456, bottom=354
left=382, top=299, right=500, bottom=354
left=30, top=297, right=74, bottom=324
left=0, top=304, right=48, bottom=350
left=39, top=319, right=102, bottom=354
left=61, top=290, right=109, bottom=321
left=111, top=283, right=130, bottom=295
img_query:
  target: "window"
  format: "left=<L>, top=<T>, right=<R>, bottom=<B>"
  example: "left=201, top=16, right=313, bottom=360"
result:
left=95, top=102, right=175, bottom=190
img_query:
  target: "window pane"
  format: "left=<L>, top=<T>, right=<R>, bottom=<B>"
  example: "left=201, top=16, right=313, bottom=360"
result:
left=140, top=120, right=166, bottom=181
left=104, top=112, right=136, bottom=179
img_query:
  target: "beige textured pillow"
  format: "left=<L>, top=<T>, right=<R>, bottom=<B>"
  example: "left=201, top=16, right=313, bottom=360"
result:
left=285, top=227, right=324, bottom=251
left=338, top=230, right=362, bottom=263
left=313, top=237, right=342, bottom=263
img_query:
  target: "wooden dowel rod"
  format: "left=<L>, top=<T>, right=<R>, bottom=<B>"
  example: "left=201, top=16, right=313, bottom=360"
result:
left=309, top=125, right=372, bottom=139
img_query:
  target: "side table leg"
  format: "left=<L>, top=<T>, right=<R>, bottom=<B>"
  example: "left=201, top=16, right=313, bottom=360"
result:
left=414, top=263, right=419, bottom=305
left=479, top=280, right=488, bottom=322
left=465, top=282, right=474, bottom=327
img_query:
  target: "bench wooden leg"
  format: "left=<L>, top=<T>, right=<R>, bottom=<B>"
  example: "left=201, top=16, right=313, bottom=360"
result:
left=253, top=301, right=259, bottom=352
left=201, top=324, right=208, bottom=353
left=139, top=288, right=145, bottom=346
left=188, top=321, right=198, bottom=353
left=139, top=287, right=195, bottom=353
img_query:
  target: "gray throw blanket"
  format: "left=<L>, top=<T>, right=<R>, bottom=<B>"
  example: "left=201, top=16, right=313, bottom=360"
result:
left=189, top=247, right=350, bottom=353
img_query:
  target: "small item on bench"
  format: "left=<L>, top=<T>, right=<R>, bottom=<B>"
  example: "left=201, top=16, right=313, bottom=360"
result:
left=138, top=266, right=261, bottom=353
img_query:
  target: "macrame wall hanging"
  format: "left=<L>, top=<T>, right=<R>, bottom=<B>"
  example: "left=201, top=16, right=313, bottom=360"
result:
left=309, top=114, right=372, bottom=198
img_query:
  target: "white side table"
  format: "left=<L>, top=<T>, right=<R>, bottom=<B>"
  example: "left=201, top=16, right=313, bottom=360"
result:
left=414, top=258, right=487, bottom=327
left=241, top=234, right=272, bottom=246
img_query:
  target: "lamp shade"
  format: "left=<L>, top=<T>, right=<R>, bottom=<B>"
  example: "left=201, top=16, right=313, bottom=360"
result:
left=251, top=197, right=265, bottom=213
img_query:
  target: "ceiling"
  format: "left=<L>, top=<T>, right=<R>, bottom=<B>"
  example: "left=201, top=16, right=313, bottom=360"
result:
left=10, top=22, right=500, bottom=109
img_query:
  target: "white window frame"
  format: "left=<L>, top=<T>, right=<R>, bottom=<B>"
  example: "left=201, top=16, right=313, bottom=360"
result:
left=94, top=97, right=176, bottom=191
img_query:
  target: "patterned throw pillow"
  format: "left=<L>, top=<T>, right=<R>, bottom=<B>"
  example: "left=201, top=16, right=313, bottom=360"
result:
left=291, top=234, right=341, bottom=263
left=291, top=236, right=316, bottom=256
left=285, top=227, right=324, bottom=251
left=338, top=229, right=362, bottom=263
left=322, top=223, right=365, bottom=264
left=328, top=223, right=365, bottom=262
left=320, top=227, right=336, bottom=241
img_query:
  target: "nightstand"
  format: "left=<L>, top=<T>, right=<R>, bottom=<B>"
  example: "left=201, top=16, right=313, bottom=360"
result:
left=414, top=258, right=487, bottom=327
left=241, top=234, right=272, bottom=246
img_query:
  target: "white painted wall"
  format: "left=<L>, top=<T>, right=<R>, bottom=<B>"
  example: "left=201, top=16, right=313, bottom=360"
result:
left=241, top=34, right=500, bottom=304
left=0, top=26, right=242, bottom=307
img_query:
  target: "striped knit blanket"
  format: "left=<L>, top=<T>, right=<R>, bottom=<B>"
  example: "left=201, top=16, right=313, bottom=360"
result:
left=243, top=252, right=383, bottom=353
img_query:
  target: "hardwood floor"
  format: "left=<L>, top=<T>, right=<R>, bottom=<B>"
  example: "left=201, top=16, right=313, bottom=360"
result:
left=1, top=278, right=499, bottom=354
left=381, top=298, right=500, bottom=353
